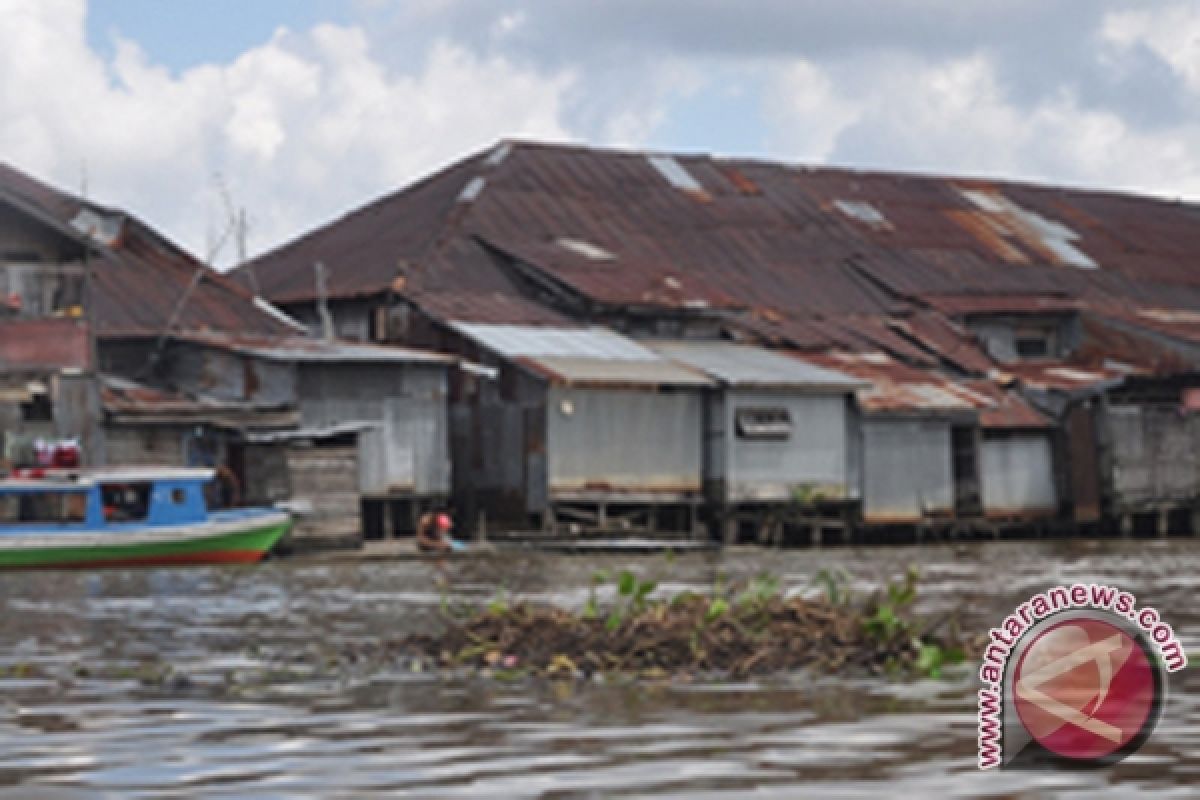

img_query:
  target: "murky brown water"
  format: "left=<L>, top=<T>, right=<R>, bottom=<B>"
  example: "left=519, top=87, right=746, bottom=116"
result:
left=0, top=539, right=1197, bottom=798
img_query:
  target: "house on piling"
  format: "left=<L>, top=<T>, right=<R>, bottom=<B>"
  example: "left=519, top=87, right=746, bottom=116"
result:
left=239, top=140, right=1200, bottom=538
left=438, top=323, right=714, bottom=534
left=647, top=340, right=865, bottom=543
left=0, top=162, right=455, bottom=549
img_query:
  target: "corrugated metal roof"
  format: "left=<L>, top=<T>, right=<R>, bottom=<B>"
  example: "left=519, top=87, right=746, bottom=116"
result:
left=0, top=162, right=291, bottom=339
left=517, top=355, right=712, bottom=388
left=0, top=318, right=90, bottom=370
left=647, top=340, right=865, bottom=390
left=449, top=323, right=712, bottom=387
left=180, top=332, right=453, bottom=365
left=450, top=323, right=661, bottom=361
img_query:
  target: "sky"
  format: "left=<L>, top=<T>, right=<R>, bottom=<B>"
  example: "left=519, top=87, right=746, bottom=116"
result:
left=2, top=0, right=1199, bottom=267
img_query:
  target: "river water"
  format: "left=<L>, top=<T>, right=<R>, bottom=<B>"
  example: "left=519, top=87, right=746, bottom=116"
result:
left=0, top=538, right=1196, bottom=798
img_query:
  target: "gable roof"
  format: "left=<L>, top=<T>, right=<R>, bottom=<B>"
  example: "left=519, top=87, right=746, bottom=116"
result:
left=237, top=141, right=1200, bottom=357
left=0, top=162, right=293, bottom=339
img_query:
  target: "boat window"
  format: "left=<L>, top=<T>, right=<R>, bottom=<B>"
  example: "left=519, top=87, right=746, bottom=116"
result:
left=171, top=488, right=187, bottom=505
left=0, top=491, right=88, bottom=524
left=100, top=482, right=152, bottom=522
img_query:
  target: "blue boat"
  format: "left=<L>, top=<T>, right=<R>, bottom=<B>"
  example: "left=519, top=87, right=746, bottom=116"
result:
left=0, top=467, right=291, bottom=569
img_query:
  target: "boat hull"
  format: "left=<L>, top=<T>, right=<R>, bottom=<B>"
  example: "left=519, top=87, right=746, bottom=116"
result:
left=0, top=513, right=291, bottom=569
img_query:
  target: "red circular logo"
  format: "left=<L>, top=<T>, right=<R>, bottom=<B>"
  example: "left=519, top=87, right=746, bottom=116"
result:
left=1012, top=617, right=1157, bottom=762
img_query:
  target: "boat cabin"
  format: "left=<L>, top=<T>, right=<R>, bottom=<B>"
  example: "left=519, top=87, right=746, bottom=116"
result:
left=0, top=468, right=215, bottom=530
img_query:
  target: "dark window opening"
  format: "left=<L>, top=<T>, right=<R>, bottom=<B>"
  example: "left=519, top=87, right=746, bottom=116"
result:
left=0, top=491, right=87, bottom=524
left=20, top=393, right=52, bottom=422
left=1015, top=336, right=1050, bottom=358
left=99, top=482, right=152, bottom=522
left=735, top=407, right=792, bottom=440
left=171, top=488, right=187, bottom=505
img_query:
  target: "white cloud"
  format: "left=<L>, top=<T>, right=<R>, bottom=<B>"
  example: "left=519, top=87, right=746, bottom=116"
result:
left=765, top=51, right=1200, bottom=200
left=1103, top=4, right=1200, bottom=93
left=0, top=0, right=575, bottom=265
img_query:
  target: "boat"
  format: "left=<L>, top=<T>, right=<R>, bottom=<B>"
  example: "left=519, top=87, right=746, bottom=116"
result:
left=0, top=467, right=291, bottom=569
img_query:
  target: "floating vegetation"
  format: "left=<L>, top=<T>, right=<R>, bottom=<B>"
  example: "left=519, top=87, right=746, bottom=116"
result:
left=402, top=567, right=976, bottom=681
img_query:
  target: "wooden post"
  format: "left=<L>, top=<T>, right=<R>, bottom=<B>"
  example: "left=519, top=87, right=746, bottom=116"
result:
left=381, top=498, right=394, bottom=540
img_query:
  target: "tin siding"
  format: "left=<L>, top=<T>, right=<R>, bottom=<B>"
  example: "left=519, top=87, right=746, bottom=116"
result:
left=980, top=433, right=1058, bottom=515
left=104, top=425, right=188, bottom=466
left=297, top=363, right=449, bottom=496
left=547, top=387, right=702, bottom=492
left=723, top=390, right=850, bottom=502
left=1106, top=404, right=1200, bottom=509
left=862, top=418, right=954, bottom=523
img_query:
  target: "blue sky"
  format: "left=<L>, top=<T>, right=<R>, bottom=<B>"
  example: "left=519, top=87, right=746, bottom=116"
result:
left=6, top=1, right=1200, bottom=264
left=87, top=1, right=349, bottom=72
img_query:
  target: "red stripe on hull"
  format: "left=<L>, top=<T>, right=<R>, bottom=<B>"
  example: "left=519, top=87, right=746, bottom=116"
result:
left=16, top=550, right=267, bottom=570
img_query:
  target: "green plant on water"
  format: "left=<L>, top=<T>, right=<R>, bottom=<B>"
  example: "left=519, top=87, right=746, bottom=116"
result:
left=811, top=566, right=852, bottom=606
left=914, top=641, right=965, bottom=679
left=583, top=569, right=610, bottom=621
left=486, top=590, right=509, bottom=616
left=602, top=569, right=659, bottom=631
left=864, top=566, right=919, bottom=642
left=705, top=596, right=730, bottom=623
left=736, top=572, right=782, bottom=611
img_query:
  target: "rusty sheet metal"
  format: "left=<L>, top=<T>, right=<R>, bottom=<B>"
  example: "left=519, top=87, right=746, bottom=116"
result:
left=962, top=380, right=1053, bottom=428
left=800, top=351, right=984, bottom=415
left=886, top=312, right=995, bottom=374
left=646, top=340, right=865, bottom=390
left=1000, top=362, right=1130, bottom=394
left=1, top=162, right=291, bottom=339
left=922, top=294, right=1081, bottom=316
left=237, top=140, right=1200, bottom=382
left=0, top=318, right=89, bottom=369
left=177, top=331, right=454, bottom=364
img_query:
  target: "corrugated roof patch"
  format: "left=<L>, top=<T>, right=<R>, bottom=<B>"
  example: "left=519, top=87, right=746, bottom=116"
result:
left=457, top=176, right=487, bottom=203
left=70, top=208, right=123, bottom=246
left=646, top=155, right=704, bottom=193
left=958, top=188, right=1097, bottom=269
left=485, top=142, right=513, bottom=166
left=834, top=199, right=891, bottom=231
left=555, top=237, right=616, bottom=261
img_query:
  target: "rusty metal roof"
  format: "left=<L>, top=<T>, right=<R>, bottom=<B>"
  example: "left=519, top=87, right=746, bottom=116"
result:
left=238, top=141, right=1200, bottom=369
left=177, top=332, right=453, bottom=365
left=0, top=162, right=291, bottom=340
left=647, top=340, right=865, bottom=390
left=0, top=318, right=90, bottom=370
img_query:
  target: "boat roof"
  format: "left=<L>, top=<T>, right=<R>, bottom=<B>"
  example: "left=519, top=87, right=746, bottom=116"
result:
left=0, top=467, right=215, bottom=490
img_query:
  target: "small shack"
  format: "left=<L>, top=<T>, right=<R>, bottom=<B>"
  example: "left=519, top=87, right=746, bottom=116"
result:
left=241, top=424, right=365, bottom=550
left=647, top=341, right=865, bottom=541
left=804, top=353, right=973, bottom=527
left=446, top=324, right=714, bottom=535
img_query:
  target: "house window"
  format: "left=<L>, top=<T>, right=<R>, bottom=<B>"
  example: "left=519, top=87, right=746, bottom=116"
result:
left=20, top=393, right=52, bottom=422
left=1015, top=335, right=1050, bottom=359
left=735, top=408, right=792, bottom=440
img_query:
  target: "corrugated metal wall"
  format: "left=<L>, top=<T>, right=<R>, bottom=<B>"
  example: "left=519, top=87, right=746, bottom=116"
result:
left=547, top=387, right=702, bottom=493
left=168, top=344, right=296, bottom=407
left=862, top=417, right=954, bottom=523
left=104, top=425, right=188, bottom=466
left=1106, top=404, right=1200, bottom=508
left=297, top=363, right=449, bottom=496
left=980, top=432, right=1058, bottom=516
left=720, top=390, right=850, bottom=502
